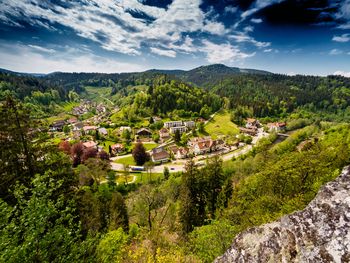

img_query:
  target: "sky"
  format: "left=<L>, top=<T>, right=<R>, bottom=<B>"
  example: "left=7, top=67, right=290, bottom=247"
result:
left=0, top=0, right=349, bottom=76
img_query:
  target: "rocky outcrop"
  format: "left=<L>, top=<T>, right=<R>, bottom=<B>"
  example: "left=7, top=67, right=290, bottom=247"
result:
left=215, top=166, right=350, bottom=263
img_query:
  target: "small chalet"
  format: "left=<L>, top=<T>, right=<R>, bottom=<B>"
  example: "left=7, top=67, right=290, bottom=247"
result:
left=136, top=128, right=152, bottom=137
left=73, top=122, right=84, bottom=131
left=245, top=118, right=260, bottom=129
left=169, top=145, right=189, bottom=159
left=267, top=122, right=286, bottom=132
left=67, top=117, right=78, bottom=124
left=159, top=128, right=170, bottom=142
left=111, top=143, right=124, bottom=154
left=50, top=120, right=66, bottom=132
left=83, top=141, right=98, bottom=149
left=151, top=147, right=170, bottom=163
left=119, top=126, right=132, bottom=133
left=83, top=125, right=98, bottom=133
left=98, top=127, right=108, bottom=136
left=239, top=127, right=257, bottom=136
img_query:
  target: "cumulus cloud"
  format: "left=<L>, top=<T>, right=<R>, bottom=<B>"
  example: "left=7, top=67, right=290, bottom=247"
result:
left=224, top=6, right=238, bottom=14
left=332, top=34, right=350, bottom=42
left=251, top=18, right=263, bottom=23
left=0, top=0, right=227, bottom=56
left=0, top=42, right=145, bottom=73
left=333, top=71, right=350, bottom=77
left=150, top=47, right=177, bottom=58
left=200, top=40, right=255, bottom=64
left=329, top=49, right=343, bottom=55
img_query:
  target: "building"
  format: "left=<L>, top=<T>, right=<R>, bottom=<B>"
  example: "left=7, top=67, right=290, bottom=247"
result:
left=245, top=118, right=260, bottom=129
left=184, top=121, right=196, bottom=129
left=151, top=147, right=170, bottom=163
left=152, top=116, right=162, bottom=122
left=239, top=127, right=258, bottom=136
left=169, top=145, right=189, bottom=159
left=267, top=122, right=287, bottom=132
left=83, top=125, right=98, bottom=133
left=73, top=122, right=84, bottom=131
left=50, top=120, right=66, bottom=132
left=67, top=117, right=78, bottom=124
left=136, top=128, right=152, bottom=137
left=164, top=121, right=183, bottom=129
left=119, top=126, right=132, bottom=133
left=111, top=143, right=124, bottom=154
left=169, top=126, right=187, bottom=134
left=98, top=127, right=108, bottom=136
left=190, top=137, right=225, bottom=156
left=83, top=141, right=98, bottom=149
left=159, top=128, right=170, bottom=142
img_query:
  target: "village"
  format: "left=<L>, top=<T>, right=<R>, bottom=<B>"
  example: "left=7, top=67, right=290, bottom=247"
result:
left=49, top=100, right=288, bottom=174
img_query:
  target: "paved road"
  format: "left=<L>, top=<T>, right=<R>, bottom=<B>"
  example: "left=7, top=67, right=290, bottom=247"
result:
left=110, top=130, right=269, bottom=174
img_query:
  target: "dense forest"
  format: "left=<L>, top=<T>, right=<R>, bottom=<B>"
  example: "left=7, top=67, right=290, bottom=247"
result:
left=1, top=67, right=350, bottom=262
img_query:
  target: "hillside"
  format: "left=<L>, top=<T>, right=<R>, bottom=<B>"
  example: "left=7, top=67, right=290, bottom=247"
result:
left=215, top=166, right=350, bottom=262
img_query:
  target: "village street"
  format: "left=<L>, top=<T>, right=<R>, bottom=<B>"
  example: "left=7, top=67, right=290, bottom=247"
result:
left=109, top=129, right=269, bottom=175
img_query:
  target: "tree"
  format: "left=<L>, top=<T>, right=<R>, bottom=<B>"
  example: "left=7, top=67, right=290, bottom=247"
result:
left=132, top=142, right=150, bottom=166
left=144, top=161, right=155, bottom=183
left=108, top=193, right=129, bottom=232
left=163, top=166, right=170, bottom=180
left=81, top=147, right=98, bottom=163
left=198, top=122, right=205, bottom=133
left=174, top=129, right=181, bottom=143
left=63, top=125, right=70, bottom=134
left=96, top=228, right=128, bottom=263
left=71, top=142, right=84, bottom=167
left=98, top=150, right=109, bottom=161
left=95, top=129, right=100, bottom=140
left=108, top=145, right=112, bottom=155
left=181, top=132, right=188, bottom=145
left=58, top=140, right=71, bottom=155
left=122, top=129, right=131, bottom=141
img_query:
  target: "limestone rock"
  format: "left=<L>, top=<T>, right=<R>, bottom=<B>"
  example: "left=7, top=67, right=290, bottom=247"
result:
left=215, top=166, right=350, bottom=263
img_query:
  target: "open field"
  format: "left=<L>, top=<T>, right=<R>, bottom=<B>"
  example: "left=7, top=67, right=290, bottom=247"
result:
left=204, top=110, right=239, bottom=138
left=114, top=155, right=135, bottom=165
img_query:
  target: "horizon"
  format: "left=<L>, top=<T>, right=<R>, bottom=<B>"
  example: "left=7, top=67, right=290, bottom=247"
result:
left=0, top=1, right=349, bottom=76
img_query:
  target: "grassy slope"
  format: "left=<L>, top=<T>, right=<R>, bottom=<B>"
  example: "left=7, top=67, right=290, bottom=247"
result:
left=204, top=110, right=239, bottom=138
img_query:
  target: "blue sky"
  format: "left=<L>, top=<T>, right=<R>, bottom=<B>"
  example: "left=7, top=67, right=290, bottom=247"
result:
left=0, top=0, right=349, bottom=76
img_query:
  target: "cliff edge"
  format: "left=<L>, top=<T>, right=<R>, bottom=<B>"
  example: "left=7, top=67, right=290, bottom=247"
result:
left=215, top=166, right=350, bottom=263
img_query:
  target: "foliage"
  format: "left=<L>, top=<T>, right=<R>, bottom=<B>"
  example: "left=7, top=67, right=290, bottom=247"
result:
left=132, top=142, right=150, bottom=166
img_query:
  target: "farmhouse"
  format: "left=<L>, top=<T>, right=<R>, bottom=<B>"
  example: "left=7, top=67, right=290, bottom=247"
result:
left=245, top=118, right=260, bottom=129
left=239, top=127, right=258, bottom=136
left=111, top=143, right=124, bottom=154
left=50, top=120, right=66, bottom=132
left=151, top=147, right=170, bottom=163
left=136, top=128, right=152, bottom=137
left=267, top=122, right=287, bottom=132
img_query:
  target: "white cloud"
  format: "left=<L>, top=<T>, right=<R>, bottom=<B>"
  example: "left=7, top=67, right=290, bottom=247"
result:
left=241, top=0, right=285, bottom=19
left=334, top=0, right=350, bottom=29
left=244, top=26, right=254, bottom=32
left=333, top=71, right=350, bottom=77
left=332, top=34, right=350, bottom=42
left=200, top=40, right=255, bottom=64
left=0, top=43, right=145, bottom=73
left=229, top=34, right=271, bottom=48
left=150, top=47, right=177, bottom=58
left=0, top=0, right=228, bottom=56
left=251, top=18, right=263, bottom=23
left=263, top=49, right=272, bottom=52
left=224, top=6, right=238, bottom=14
left=27, top=44, right=56, bottom=53
left=329, top=49, right=343, bottom=55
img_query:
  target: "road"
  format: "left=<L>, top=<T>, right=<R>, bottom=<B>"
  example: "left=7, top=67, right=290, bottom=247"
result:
left=109, top=129, right=269, bottom=174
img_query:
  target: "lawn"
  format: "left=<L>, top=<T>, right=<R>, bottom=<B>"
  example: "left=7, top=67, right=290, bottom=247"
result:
left=115, top=155, right=136, bottom=165
left=135, top=172, right=164, bottom=184
left=46, top=113, right=72, bottom=124
left=101, top=140, right=116, bottom=152
left=132, top=142, right=158, bottom=151
left=203, top=110, right=239, bottom=138
left=116, top=174, right=135, bottom=184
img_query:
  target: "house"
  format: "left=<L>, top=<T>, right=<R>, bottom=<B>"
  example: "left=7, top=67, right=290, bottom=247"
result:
left=83, top=125, right=98, bottom=133
left=136, top=128, right=152, bottom=137
left=169, top=145, right=189, bottom=159
left=73, top=122, right=84, bottom=131
left=73, top=130, right=81, bottom=139
left=50, top=120, right=66, bottom=131
left=119, top=126, right=132, bottom=133
left=83, top=141, right=98, bottom=149
left=151, top=147, right=170, bottom=163
left=193, top=139, right=212, bottom=155
left=267, top=122, right=286, bottom=132
left=169, top=126, right=187, bottom=134
left=98, top=127, right=108, bottom=136
left=67, top=117, right=78, bottom=124
left=184, top=121, right=196, bottom=129
left=96, top=104, right=106, bottom=114
left=152, top=116, right=162, bottom=122
left=164, top=121, right=183, bottom=129
left=239, top=127, right=258, bottom=136
left=197, top=117, right=206, bottom=123
left=188, top=136, right=211, bottom=147
left=111, top=143, right=124, bottom=154
left=245, top=118, right=260, bottom=129
left=159, top=128, right=170, bottom=142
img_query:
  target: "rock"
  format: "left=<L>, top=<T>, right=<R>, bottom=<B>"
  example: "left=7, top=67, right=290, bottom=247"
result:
left=215, top=166, right=350, bottom=263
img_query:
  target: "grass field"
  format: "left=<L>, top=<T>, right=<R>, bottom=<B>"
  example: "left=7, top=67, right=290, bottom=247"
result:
left=116, top=174, right=134, bottom=184
left=115, top=155, right=135, bottom=165
left=62, top=101, right=80, bottom=112
left=133, top=142, right=158, bottom=151
left=135, top=172, right=164, bottom=184
left=46, top=113, right=73, bottom=124
left=203, top=110, right=239, bottom=138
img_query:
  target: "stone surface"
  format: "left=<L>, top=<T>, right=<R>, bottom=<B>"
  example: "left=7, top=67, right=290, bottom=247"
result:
left=215, top=166, right=350, bottom=263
